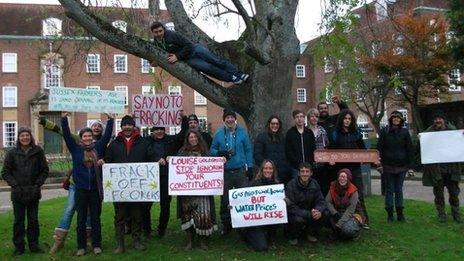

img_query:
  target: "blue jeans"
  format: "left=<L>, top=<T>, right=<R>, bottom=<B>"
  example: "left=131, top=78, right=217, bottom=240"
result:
left=187, top=44, right=241, bottom=82
left=57, top=184, right=91, bottom=230
left=384, top=171, right=406, bottom=208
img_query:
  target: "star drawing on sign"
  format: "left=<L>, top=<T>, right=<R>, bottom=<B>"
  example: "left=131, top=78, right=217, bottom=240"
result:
left=104, top=180, right=113, bottom=189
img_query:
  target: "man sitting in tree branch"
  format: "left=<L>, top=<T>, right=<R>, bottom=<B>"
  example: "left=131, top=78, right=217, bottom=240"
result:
left=150, top=22, right=249, bottom=85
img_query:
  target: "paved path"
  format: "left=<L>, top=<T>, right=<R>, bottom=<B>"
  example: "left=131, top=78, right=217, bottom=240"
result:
left=0, top=189, right=67, bottom=213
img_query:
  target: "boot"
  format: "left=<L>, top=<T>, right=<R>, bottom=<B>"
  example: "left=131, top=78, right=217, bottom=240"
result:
left=114, top=237, right=125, bottom=254
left=49, top=228, right=68, bottom=254
left=451, top=206, right=462, bottom=223
left=86, top=227, right=92, bottom=249
left=133, top=238, right=146, bottom=251
left=396, top=207, right=405, bottom=222
left=436, top=204, right=447, bottom=223
left=385, top=207, right=394, bottom=223
left=185, top=229, right=193, bottom=250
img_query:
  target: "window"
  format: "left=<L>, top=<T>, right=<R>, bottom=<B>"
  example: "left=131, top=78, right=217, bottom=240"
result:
left=86, top=54, right=100, bottom=73
left=44, top=63, right=61, bottom=88
left=115, top=119, right=122, bottom=133
left=194, top=91, right=207, bottom=105
left=142, top=85, right=155, bottom=95
left=2, top=86, right=17, bottom=107
left=295, top=65, right=306, bottom=78
left=112, top=20, right=127, bottom=33
left=393, top=35, right=404, bottom=55
left=87, top=86, right=100, bottom=91
left=449, top=69, right=461, bottom=92
left=375, top=0, right=388, bottom=21
left=296, top=88, right=306, bottom=103
left=3, top=121, right=17, bottom=147
left=198, top=116, right=208, bottom=132
left=325, top=88, right=333, bottom=104
left=168, top=85, right=182, bottom=95
left=397, top=109, right=408, bottom=124
left=165, top=22, right=175, bottom=31
left=169, top=126, right=181, bottom=135
left=357, top=114, right=369, bottom=139
left=42, top=18, right=62, bottom=36
left=114, top=54, right=127, bottom=73
left=2, top=53, right=17, bottom=73
left=324, top=57, right=333, bottom=73
left=141, top=59, right=154, bottom=73
left=371, top=42, right=381, bottom=57
left=114, top=86, right=128, bottom=105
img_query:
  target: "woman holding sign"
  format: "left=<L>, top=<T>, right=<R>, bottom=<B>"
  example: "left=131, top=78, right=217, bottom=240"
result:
left=61, top=112, right=114, bottom=256
left=241, top=160, right=279, bottom=251
left=177, top=130, right=217, bottom=250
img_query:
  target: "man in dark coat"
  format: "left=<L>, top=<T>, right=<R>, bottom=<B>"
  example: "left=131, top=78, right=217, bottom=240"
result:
left=421, top=110, right=462, bottom=223
left=285, top=110, right=316, bottom=179
left=285, top=163, right=328, bottom=245
left=150, top=22, right=248, bottom=84
left=104, top=115, right=151, bottom=253
left=317, top=96, right=348, bottom=132
left=2, top=127, right=49, bottom=255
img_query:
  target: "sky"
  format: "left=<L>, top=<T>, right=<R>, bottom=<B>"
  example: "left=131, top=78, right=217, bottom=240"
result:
left=0, top=0, right=322, bottom=43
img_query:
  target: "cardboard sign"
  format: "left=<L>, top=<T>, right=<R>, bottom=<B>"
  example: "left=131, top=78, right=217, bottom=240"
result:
left=49, top=87, right=125, bottom=113
left=420, top=130, right=464, bottom=164
left=132, top=94, right=183, bottom=127
left=314, top=149, right=380, bottom=164
left=229, top=184, right=288, bottom=228
left=168, top=156, right=224, bottom=196
left=102, top=163, right=160, bottom=202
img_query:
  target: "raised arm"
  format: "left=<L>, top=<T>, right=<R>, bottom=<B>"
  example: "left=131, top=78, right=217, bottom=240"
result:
left=61, top=113, right=78, bottom=152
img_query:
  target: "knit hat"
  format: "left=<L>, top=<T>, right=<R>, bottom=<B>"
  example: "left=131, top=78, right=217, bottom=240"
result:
left=388, top=110, right=405, bottom=125
left=338, top=168, right=352, bottom=181
left=90, top=120, right=106, bottom=130
left=18, top=127, right=32, bottom=136
left=223, top=108, right=237, bottom=121
left=150, top=126, right=165, bottom=131
left=432, top=110, right=446, bottom=120
left=188, top=114, right=199, bottom=123
left=120, top=115, right=135, bottom=127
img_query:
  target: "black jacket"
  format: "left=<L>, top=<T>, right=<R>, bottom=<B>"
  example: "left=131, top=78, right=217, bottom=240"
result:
left=328, top=128, right=366, bottom=172
left=200, top=132, right=213, bottom=148
left=2, top=145, right=49, bottom=203
left=105, top=135, right=150, bottom=164
left=285, top=178, right=327, bottom=219
left=318, top=101, right=348, bottom=132
left=254, top=132, right=290, bottom=173
left=285, top=126, right=316, bottom=169
left=377, top=126, right=414, bottom=168
left=153, top=30, right=193, bottom=61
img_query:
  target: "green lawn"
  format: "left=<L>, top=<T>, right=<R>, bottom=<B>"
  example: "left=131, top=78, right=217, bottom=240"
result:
left=0, top=196, right=463, bottom=260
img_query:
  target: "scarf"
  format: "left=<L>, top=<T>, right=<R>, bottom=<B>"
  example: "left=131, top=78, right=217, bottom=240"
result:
left=80, top=142, right=103, bottom=200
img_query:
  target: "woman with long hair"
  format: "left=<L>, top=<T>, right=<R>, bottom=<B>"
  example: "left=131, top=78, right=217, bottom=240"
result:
left=254, top=115, right=291, bottom=184
left=177, top=130, right=217, bottom=250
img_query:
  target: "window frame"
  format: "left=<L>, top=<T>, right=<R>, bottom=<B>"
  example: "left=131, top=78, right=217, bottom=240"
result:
left=296, top=88, right=307, bottom=103
left=44, top=63, right=61, bottom=89
left=141, top=59, right=154, bottom=74
left=142, top=85, right=155, bottom=95
left=114, top=54, right=128, bottom=73
left=168, top=85, right=182, bottom=96
left=42, top=17, right=62, bottom=36
left=2, top=86, right=18, bottom=108
left=2, top=53, right=17, bottom=73
left=114, top=86, right=129, bottom=106
left=295, top=64, right=306, bottom=78
left=3, top=121, right=17, bottom=147
left=86, top=54, right=101, bottom=73
left=449, top=68, right=461, bottom=92
left=194, top=91, right=207, bottom=105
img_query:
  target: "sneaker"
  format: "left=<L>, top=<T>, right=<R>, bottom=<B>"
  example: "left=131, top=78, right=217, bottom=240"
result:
left=76, top=248, right=86, bottom=256
left=240, top=73, right=249, bottom=82
left=306, top=235, right=318, bottom=243
left=93, top=247, right=102, bottom=255
left=232, top=75, right=243, bottom=85
left=288, top=239, right=298, bottom=246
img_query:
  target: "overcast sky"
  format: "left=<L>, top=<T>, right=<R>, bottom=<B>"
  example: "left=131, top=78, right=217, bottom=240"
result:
left=0, top=0, right=322, bottom=43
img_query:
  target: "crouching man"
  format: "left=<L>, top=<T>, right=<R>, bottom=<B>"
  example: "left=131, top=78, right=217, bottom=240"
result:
left=284, top=162, right=328, bottom=245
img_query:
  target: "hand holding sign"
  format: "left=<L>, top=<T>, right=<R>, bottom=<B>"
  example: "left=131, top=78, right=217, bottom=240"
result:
left=61, top=111, right=71, bottom=117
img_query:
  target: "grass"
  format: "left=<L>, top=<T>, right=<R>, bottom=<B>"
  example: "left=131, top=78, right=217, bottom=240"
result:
left=0, top=196, right=463, bottom=260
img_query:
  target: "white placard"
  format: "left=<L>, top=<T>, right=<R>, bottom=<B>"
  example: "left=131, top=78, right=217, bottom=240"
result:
left=168, top=156, right=224, bottom=196
left=103, top=163, right=160, bottom=202
left=420, top=129, right=464, bottom=164
left=49, top=87, right=125, bottom=113
left=132, top=94, right=183, bottom=127
left=229, top=184, right=288, bottom=228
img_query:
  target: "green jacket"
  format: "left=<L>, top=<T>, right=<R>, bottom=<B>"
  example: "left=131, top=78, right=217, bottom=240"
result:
left=422, top=123, right=462, bottom=187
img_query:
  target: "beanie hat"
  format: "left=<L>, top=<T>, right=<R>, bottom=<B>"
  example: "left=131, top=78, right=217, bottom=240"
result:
left=432, top=110, right=446, bottom=120
left=90, top=120, right=106, bottom=130
left=18, top=127, right=32, bottom=136
left=338, top=168, right=352, bottom=181
left=150, top=126, right=165, bottom=131
left=223, top=108, right=237, bottom=121
left=120, top=115, right=135, bottom=127
left=388, top=110, right=405, bottom=125
left=188, top=114, right=199, bottom=123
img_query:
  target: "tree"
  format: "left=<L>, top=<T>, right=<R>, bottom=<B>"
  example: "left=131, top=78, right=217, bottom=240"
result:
left=447, top=0, right=464, bottom=65
left=57, top=0, right=301, bottom=138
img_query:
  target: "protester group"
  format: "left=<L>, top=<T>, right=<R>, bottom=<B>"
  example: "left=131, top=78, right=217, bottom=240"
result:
left=2, top=92, right=462, bottom=257
left=2, top=22, right=462, bottom=256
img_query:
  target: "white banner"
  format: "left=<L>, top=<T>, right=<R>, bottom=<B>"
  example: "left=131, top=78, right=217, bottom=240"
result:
left=103, top=163, right=160, bottom=202
left=229, top=184, right=288, bottom=228
left=420, top=129, right=464, bottom=164
left=168, top=156, right=224, bottom=196
left=132, top=94, right=183, bottom=127
left=49, top=87, right=125, bottom=113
